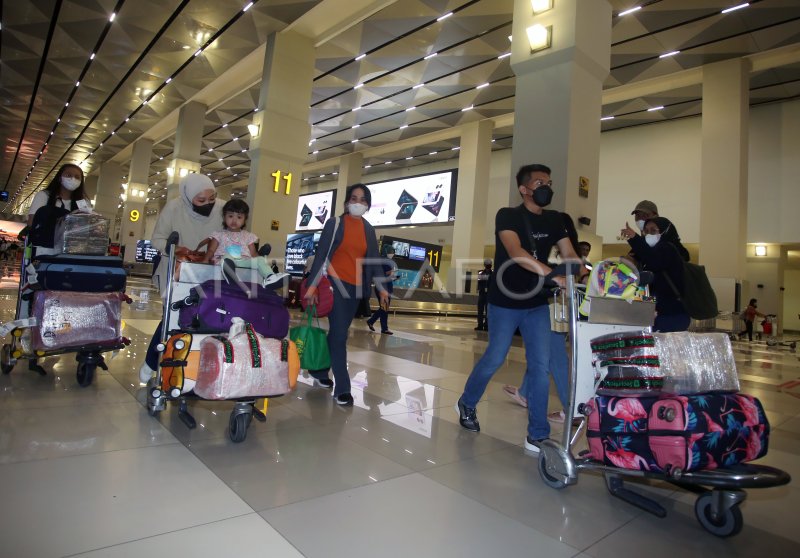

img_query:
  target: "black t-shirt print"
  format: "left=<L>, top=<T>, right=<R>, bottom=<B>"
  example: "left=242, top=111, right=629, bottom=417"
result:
left=488, top=205, right=567, bottom=309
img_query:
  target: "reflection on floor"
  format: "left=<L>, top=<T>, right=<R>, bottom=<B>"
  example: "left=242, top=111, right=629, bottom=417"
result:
left=1, top=277, right=798, bottom=557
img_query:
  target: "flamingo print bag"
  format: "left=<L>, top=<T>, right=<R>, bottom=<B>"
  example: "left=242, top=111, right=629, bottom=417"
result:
left=587, top=394, right=770, bottom=473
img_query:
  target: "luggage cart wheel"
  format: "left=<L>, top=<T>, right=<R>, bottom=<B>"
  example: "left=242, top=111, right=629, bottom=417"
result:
left=1, top=344, right=15, bottom=374
left=76, top=362, right=96, bottom=387
left=694, top=491, right=744, bottom=538
left=229, top=408, right=253, bottom=443
left=537, top=441, right=572, bottom=489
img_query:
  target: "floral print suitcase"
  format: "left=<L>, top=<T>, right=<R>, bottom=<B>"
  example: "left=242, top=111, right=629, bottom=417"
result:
left=587, top=394, right=770, bottom=473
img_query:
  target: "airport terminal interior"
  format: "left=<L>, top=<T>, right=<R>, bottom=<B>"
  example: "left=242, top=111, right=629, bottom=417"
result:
left=1, top=1, right=800, bottom=557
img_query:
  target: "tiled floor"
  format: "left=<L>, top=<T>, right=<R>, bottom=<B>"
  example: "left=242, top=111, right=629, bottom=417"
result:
left=1, top=277, right=798, bottom=557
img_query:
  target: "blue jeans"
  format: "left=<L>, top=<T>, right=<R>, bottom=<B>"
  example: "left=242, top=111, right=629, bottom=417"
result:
left=367, top=296, right=391, bottom=331
left=518, top=331, right=569, bottom=410
left=461, top=303, right=555, bottom=441
left=327, top=280, right=360, bottom=396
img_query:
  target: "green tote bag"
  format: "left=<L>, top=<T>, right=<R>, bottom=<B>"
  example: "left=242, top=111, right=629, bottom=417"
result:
left=289, top=305, right=331, bottom=370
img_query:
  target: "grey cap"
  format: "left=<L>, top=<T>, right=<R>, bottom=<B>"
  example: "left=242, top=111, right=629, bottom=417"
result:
left=631, top=200, right=658, bottom=215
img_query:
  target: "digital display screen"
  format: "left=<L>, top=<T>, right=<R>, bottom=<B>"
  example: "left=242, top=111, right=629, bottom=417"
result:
left=135, top=240, right=159, bottom=263
left=391, top=241, right=409, bottom=257
left=0, top=191, right=8, bottom=202
left=285, top=231, right=321, bottom=276
left=363, top=169, right=457, bottom=227
left=294, top=189, right=337, bottom=231
left=408, top=245, right=426, bottom=261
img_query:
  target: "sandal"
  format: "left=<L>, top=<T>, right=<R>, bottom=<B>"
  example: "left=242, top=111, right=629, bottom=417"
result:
left=547, top=411, right=565, bottom=423
left=502, top=385, right=527, bottom=408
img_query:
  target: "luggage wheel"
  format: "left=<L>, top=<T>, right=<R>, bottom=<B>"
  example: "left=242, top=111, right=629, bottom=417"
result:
left=146, top=378, right=166, bottom=417
left=229, top=403, right=254, bottom=443
left=694, top=489, right=745, bottom=537
left=1, top=344, right=15, bottom=374
left=537, top=440, right=577, bottom=489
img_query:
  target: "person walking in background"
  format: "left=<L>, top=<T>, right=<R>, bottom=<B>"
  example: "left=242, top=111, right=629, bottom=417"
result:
left=475, top=259, right=492, bottom=331
left=305, top=183, right=390, bottom=406
left=741, top=298, right=765, bottom=342
left=366, top=245, right=398, bottom=335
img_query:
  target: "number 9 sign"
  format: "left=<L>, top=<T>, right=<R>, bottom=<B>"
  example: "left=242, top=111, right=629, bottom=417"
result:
left=129, top=209, right=140, bottom=222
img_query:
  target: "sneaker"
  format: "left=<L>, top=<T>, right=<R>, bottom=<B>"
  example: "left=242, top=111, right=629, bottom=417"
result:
left=381, top=330, right=393, bottom=335
left=455, top=398, right=480, bottom=432
left=313, top=377, right=334, bottom=389
left=221, top=257, right=238, bottom=285
left=335, top=393, right=354, bottom=406
left=139, top=362, right=156, bottom=384
left=262, top=272, right=289, bottom=288
left=524, top=436, right=546, bottom=453
left=366, top=321, right=376, bottom=332
left=502, top=385, right=527, bottom=408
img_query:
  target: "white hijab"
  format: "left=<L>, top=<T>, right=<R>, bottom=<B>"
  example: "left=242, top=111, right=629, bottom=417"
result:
left=180, top=173, right=215, bottom=220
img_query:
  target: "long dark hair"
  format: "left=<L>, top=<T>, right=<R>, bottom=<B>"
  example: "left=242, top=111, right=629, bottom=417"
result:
left=45, top=163, right=86, bottom=206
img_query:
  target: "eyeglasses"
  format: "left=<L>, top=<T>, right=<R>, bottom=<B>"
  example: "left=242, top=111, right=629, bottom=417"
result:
left=531, top=179, right=553, bottom=188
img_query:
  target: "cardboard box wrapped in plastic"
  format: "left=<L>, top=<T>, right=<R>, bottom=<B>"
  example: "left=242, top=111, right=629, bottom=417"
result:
left=31, top=291, right=124, bottom=351
left=54, top=213, right=110, bottom=255
left=654, top=332, right=740, bottom=394
left=195, top=319, right=299, bottom=400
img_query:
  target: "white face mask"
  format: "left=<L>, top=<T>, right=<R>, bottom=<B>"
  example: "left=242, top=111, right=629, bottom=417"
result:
left=61, top=176, right=81, bottom=191
left=645, top=233, right=661, bottom=247
left=636, top=220, right=646, bottom=231
left=347, top=203, right=368, bottom=217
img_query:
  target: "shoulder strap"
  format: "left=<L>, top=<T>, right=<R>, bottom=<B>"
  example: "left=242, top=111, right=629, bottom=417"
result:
left=517, top=205, right=537, bottom=257
left=321, top=217, right=340, bottom=274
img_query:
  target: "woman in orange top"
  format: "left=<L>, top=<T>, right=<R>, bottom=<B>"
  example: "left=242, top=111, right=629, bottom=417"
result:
left=305, top=184, right=390, bottom=406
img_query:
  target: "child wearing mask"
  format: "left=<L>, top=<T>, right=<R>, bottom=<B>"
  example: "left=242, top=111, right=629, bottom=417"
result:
left=203, top=199, right=287, bottom=288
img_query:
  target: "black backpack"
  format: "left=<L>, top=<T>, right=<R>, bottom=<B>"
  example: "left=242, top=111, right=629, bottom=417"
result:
left=29, top=196, right=74, bottom=248
left=663, top=260, right=719, bottom=320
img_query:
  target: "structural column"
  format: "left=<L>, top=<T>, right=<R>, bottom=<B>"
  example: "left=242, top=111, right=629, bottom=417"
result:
left=699, top=58, right=750, bottom=310
left=509, top=0, right=611, bottom=233
left=166, top=101, right=206, bottom=200
left=447, top=119, right=493, bottom=292
left=94, top=161, right=123, bottom=241
left=119, top=139, right=152, bottom=262
left=246, top=31, right=315, bottom=257
left=336, top=151, right=363, bottom=209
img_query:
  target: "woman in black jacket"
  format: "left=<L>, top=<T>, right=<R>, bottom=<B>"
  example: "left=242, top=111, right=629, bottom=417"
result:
left=624, top=217, right=690, bottom=332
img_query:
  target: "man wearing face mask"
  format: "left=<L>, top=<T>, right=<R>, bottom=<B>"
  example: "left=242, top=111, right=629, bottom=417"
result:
left=625, top=200, right=690, bottom=262
left=624, top=216, right=690, bottom=332
left=456, top=164, right=583, bottom=454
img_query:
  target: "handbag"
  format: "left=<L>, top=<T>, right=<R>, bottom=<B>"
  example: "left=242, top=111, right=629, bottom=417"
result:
left=289, top=305, right=331, bottom=370
left=300, top=217, right=340, bottom=317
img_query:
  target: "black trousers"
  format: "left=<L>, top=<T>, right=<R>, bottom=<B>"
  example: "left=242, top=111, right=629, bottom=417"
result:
left=476, top=292, right=488, bottom=328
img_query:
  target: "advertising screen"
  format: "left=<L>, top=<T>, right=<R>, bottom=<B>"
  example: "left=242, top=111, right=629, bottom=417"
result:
left=363, top=170, right=457, bottom=227
left=408, top=245, right=426, bottom=261
left=135, top=240, right=159, bottom=263
left=295, top=189, right=337, bottom=231
left=285, top=231, right=321, bottom=276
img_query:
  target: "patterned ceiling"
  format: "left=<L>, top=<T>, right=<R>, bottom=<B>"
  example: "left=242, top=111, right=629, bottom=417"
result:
left=1, top=0, right=799, bottom=214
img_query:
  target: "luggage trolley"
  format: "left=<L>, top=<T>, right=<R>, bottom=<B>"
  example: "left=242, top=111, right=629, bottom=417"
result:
left=145, top=232, right=284, bottom=443
left=0, top=234, right=131, bottom=386
left=763, top=315, right=797, bottom=351
left=537, top=272, right=791, bottom=537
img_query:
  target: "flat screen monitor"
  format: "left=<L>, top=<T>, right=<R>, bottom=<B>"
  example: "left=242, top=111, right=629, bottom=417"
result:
left=285, top=231, right=322, bottom=276
left=408, top=245, right=426, bottom=261
left=363, top=169, right=457, bottom=227
left=135, top=240, right=159, bottom=263
left=294, top=189, right=337, bottom=231
left=391, top=241, right=410, bottom=257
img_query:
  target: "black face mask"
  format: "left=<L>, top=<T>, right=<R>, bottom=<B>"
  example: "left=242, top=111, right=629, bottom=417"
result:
left=532, top=185, right=554, bottom=207
left=192, top=202, right=215, bottom=217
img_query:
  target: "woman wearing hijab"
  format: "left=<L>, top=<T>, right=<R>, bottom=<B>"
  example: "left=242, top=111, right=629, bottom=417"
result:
left=623, top=216, right=690, bottom=332
left=304, top=183, right=390, bottom=406
left=139, top=173, right=222, bottom=383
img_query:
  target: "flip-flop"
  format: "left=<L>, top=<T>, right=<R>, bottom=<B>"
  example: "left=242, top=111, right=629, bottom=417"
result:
left=502, top=384, right=527, bottom=408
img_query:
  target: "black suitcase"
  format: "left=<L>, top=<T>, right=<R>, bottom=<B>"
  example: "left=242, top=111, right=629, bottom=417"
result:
left=34, top=255, right=127, bottom=292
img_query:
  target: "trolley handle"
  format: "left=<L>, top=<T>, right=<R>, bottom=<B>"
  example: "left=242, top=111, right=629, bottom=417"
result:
left=165, top=231, right=180, bottom=252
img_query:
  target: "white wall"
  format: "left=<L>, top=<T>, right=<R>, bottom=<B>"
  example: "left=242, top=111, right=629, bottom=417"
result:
left=784, top=270, right=800, bottom=332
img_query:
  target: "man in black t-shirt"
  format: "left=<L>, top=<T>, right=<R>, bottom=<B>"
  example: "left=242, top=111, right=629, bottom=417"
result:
left=456, top=163, right=582, bottom=453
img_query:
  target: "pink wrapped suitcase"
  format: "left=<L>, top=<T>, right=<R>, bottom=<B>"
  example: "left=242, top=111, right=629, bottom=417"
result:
left=31, top=291, right=124, bottom=351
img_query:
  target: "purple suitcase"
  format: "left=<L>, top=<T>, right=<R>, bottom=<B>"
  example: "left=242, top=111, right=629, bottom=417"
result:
left=177, top=280, right=289, bottom=338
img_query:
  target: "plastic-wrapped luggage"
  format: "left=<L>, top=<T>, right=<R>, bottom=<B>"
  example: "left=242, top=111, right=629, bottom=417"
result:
left=53, top=213, right=110, bottom=255
left=31, top=291, right=124, bottom=351
left=591, top=331, right=664, bottom=396
left=195, top=320, right=299, bottom=400
left=177, top=279, right=289, bottom=337
left=587, top=394, right=770, bottom=473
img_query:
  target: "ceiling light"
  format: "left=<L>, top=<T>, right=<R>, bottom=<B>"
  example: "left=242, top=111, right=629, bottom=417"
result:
left=165, top=77, right=172, bottom=84
left=384, top=161, right=391, bottom=165
left=526, top=24, right=551, bottom=52
left=428, top=151, right=438, bottom=155
left=530, top=0, right=553, bottom=13
left=194, top=49, right=202, bottom=57
left=413, top=83, right=425, bottom=89
left=437, top=12, right=453, bottom=21
left=57, top=118, right=60, bottom=123
left=399, top=125, right=408, bottom=130
left=452, top=146, right=460, bottom=151
left=75, top=81, right=80, bottom=87
left=424, top=52, right=438, bottom=60
left=65, top=102, right=69, bottom=107
left=722, top=3, right=749, bottom=13
left=208, top=148, right=214, bottom=152
left=351, top=139, right=358, bottom=143
left=125, top=117, right=129, bottom=122
left=601, top=116, right=615, bottom=121
left=754, top=244, right=767, bottom=257
left=243, top=1, right=253, bottom=11
left=313, top=150, right=319, bottom=155
left=233, top=137, right=238, bottom=141
left=355, top=53, right=366, bottom=61
left=354, top=83, right=364, bottom=89
left=226, top=166, right=231, bottom=170
left=352, top=124, right=360, bottom=129
left=618, top=6, right=642, bottom=17
left=221, top=123, right=228, bottom=128
left=159, top=156, right=164, bottom=160
left=406, top=106, right=416, bottom=112
left=320, top=174, right=325, bottom=178
left=659, top=51, right=680, bottom=58
left=90, top=53, right=95, bottom=60
left=309, top=138, right=316, bottom=144
left=241, top=149, right=247, bottom=153
left=462, top=105, right=474, bottom=111
left=352, top=106, right=361, bottom=112
left=109, top=12, right=116, bottom=22
left=406, top=156, right=413, bottom=160
left=647, top=106, right=665, bottom=111
left=476, top=83, right=490, bottom=89
left=498, top=52, right=512, bottom=59
left=333, top=172, right=338, bottom=175
left=508, top=35, right=513, bottom=42
left=364, top=165, right=372, bottom=169
left=219, top=158, right=224, bottom=162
